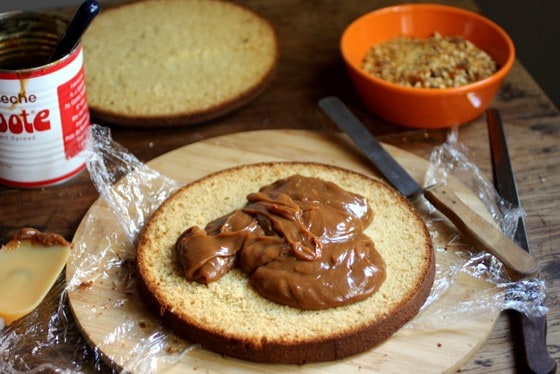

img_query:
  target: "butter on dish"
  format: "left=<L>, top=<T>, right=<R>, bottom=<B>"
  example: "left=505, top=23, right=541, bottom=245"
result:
left=0, top=228, right=71, bottom=327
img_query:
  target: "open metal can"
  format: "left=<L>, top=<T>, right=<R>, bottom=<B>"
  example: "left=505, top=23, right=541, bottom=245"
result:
left=0, top=11, right=90, bottom=188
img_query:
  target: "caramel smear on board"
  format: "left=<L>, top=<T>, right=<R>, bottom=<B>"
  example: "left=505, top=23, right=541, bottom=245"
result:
left=0, top=228, right=71, bottom=326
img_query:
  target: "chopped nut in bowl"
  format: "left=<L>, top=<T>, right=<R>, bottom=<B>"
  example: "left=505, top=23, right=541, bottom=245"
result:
left=341, top=4, right=515, bottom=129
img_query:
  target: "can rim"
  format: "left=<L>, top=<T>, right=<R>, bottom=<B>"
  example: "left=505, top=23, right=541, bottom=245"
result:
left=0, top=44, right=82, bottom=79
left=0, top=10, right=75, bottom=74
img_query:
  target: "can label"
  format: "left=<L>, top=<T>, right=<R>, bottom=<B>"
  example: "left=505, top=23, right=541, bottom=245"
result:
left=0, top=45, right=90, bottom=188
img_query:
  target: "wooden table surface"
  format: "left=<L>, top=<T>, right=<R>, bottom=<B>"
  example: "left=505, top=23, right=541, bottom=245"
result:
left=1, top=0, right=559, bottom=372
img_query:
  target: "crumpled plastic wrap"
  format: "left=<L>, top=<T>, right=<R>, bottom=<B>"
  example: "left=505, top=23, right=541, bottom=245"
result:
left=406, top=130, right=548, bottom=330
left=0, top=124, right=548, bottom=372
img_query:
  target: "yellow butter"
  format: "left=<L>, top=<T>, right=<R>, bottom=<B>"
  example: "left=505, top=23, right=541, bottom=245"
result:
left=0, top=240, right=70, bottom=326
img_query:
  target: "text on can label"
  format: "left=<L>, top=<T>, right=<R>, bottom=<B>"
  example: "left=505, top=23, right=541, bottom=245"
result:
left=0, top=93, right=37, bottom=104
left=0, top=109, right=51, bottom=134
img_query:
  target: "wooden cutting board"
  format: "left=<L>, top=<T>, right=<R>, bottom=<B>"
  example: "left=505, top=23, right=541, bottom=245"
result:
left=67, top=129, right=500, bottom=373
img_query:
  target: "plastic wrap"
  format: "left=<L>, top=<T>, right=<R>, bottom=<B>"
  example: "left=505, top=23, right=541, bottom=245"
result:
left=0, top=124, right=548, bottom=372
left=406, top=132, right=547, bottom=330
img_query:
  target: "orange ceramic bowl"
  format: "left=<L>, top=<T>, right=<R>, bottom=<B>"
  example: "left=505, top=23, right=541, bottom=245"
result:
left=341, top=4, right=515, bottom=128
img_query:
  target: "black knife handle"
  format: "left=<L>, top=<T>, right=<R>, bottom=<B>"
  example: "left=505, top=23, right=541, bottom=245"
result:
left=516, top=313, right=557, bottom=374
left=486, top=108, right=557, bottom=374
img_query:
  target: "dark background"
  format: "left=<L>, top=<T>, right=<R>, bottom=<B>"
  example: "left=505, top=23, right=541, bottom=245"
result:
left=1, top=0, right=559, bottom=109
left=478, top=0, right=560, bottom=109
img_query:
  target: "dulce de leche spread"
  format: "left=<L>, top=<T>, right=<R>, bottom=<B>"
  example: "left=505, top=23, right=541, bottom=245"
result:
left=176, top=175, right=386, bottom=310
left=7, top=228, right=72, bottom=248
left=0, top=228, right=71, bottom=326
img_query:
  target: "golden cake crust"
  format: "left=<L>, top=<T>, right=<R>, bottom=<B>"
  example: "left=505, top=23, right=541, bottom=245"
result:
left=83, top=0, right=278, bottom=127
left=136, top=162, right=435, bottom=364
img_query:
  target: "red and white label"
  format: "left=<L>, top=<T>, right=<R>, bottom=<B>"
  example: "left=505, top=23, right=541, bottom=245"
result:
left=0, top=46, right=90, bottom=187
left=58, top=67, right=89, bottom=159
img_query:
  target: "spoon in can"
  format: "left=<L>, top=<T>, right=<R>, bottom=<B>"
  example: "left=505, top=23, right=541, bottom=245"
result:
left=48, top=0, right=100, bottom=63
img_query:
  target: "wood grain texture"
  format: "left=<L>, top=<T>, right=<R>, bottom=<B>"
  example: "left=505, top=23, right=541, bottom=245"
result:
left=424, top=184, right=539, bottom=278
left=68, top=130, right=500, bottom=373
left=0, top=0, right=559, bottom=372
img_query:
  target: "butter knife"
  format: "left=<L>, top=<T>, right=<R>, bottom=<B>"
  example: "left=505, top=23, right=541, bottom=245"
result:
left=318, top=96, right=538, bottom=279
left=486, top=108, right=557, bottom=374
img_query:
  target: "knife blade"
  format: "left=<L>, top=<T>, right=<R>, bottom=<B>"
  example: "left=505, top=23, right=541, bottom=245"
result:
left=318, top=96, right=538, bottom=278
left=486, top=108, right=557, bottom=374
